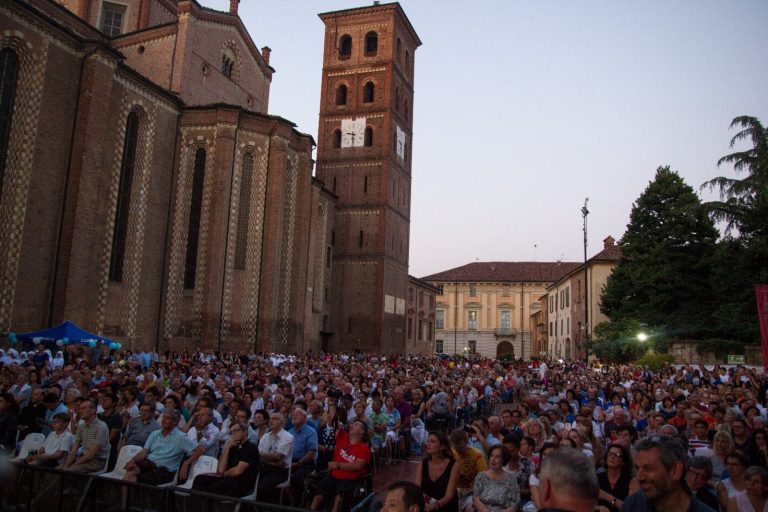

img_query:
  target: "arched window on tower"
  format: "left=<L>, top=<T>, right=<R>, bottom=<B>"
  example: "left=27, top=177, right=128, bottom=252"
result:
left=405, top=50, right=410, bottom=72
left=234, top=153, right=253, bottom=270
left=364, top=127, right=373, bottom=147
left=339, top=35, right=352, bottom=59
left=332, top=129, right=342, bottom=148
left=0, top=48, right=19, bottom=201
left=335, top=84, right=347, bottom=106
left=396, top=37, right=402, bottom=60
left=363, top=81, right=374, bottom=103
left=395, top=87, right=400, bottom=112
left=108, top=111, right=139, bottom=282
left=184, top=148, right=206, bottom=289
left=364, top=31, right=378, bottom=56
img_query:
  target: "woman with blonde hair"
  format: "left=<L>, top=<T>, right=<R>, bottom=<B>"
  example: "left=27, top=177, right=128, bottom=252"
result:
left=523, top=418, right=547, bottom=452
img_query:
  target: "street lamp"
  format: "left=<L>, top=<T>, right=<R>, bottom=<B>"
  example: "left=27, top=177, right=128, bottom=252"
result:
left=637, top=332, right=648, bottom=342
left=581, top=198, right=590, bottom=364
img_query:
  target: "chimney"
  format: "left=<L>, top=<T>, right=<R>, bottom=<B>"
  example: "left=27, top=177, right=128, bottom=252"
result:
left=229, top=0, right=239, bottom=15
left=261, top=46, right=271, bottom=65
left=603, top=235, right=615, bottom=248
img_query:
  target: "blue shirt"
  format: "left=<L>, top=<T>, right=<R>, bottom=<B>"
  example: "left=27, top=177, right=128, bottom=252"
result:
left=144, top=427, right=196, bottom=472
left=287, top=423, right=318, bottom=462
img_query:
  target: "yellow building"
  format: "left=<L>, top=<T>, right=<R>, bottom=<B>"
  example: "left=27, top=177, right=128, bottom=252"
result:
left=422, top=262, right=579, bottom=359
left=544, top=236, right=621, bottom=362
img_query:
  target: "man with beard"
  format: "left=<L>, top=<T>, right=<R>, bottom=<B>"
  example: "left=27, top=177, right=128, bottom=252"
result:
left=622, top=436, right=715, bottom=512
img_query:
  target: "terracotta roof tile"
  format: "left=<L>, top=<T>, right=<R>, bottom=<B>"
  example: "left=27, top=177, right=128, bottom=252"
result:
left=421, top=261, right=582, bottom=283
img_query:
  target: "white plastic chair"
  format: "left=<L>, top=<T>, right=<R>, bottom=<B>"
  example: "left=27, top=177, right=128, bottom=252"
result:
left=174, top=455, right=218, bottom=491
left=275, top=463, right=293, bottom=505
left=90, top=443, right=111, bottom=475
left=100, top=444, right=142, bottom=480
left=10, top=433, right=45, bottom=462
left=242, top=464, right=292, bottom=504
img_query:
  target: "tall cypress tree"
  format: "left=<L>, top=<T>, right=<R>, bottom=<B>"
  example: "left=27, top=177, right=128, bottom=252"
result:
left=601, top=166, right=719, bottom=338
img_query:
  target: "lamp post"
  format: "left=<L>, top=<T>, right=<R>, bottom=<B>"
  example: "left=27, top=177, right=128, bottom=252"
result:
left=581, top=198, right=590, bottom=364
left=454, top=283, right=458, bottom=356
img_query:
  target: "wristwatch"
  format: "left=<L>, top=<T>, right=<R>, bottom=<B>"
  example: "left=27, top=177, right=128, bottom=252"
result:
left=611, top=497, right=617, bottom=506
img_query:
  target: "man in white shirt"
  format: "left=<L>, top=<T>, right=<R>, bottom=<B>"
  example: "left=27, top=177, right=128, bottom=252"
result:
left=257, top=412, right=294, bottom=502
left=26, top=412, right=73, bottom=467
left=179, top=406, right=219, bottom=481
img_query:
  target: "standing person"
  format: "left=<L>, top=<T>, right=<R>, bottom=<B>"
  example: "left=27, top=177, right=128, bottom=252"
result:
left=415, top=431, right=459, bottom=512
left=727, top=466, right=768, bottom=512
left=535, top=447, right=598, bottom=512
left=472, top=445, right=520, bottom=512
left=622, top=436, right=716, bottom=512
left=597, top=442, right=637, bottom=511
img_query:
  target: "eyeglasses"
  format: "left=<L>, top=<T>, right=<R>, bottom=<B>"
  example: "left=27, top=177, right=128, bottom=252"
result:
left=608, top=451, right=623, bottom=458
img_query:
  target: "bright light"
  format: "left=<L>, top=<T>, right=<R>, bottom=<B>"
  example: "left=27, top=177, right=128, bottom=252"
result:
left=637, top=332, right=648, bottom=342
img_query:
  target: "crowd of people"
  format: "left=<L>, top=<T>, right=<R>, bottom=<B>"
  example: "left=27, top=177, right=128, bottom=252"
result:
left=1, top=341, right=768, bottom=512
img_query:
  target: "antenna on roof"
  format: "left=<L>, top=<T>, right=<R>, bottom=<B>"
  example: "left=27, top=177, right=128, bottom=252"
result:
left=534, top=244, right=537, bottom=262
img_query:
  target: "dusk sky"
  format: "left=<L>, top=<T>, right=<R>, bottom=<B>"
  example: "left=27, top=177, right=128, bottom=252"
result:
left=206, top=0, right=768, bottom=278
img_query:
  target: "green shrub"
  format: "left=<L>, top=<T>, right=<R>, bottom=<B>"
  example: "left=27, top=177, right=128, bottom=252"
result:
left=635, top=352, right=675, bottom=371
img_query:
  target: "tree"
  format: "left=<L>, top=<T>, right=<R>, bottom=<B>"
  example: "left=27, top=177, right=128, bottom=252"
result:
left=601, top=166, right=719, bottom=338
left=702, top=116, right=768, bottom=242
left=700, top=116, right=768, bottom=343
left=591, top=319, right=648, bottom=364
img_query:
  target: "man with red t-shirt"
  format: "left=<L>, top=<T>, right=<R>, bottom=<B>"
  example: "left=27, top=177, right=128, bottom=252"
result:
left=310, top=419, right=371, bottom=512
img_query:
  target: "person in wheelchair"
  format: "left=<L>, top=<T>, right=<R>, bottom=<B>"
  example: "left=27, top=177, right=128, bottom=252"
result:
left=310, top=419, right=372, bottom=512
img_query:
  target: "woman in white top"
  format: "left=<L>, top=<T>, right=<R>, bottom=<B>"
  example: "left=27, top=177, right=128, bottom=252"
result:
left=728, top=466, right=768, bottom=512
left=718, top=451, right=749, bottom=511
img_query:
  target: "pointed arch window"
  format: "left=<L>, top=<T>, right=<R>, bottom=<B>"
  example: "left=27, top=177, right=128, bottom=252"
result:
left=234, top=153, right=253, bottom=270
left=0, top=48, right=19, bottom=200
left=335, top=84, right=348, bottom=106
left=108, top=111, right=139, bottom=282
left=184, top=148, right=206, bottom=289
left=339, top=35, right=352, bottom=59
left=363, top=81, right=375, bottom=103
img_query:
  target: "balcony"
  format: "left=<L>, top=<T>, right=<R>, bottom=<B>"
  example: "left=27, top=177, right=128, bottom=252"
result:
left=494, top=327, right=518, bottom=337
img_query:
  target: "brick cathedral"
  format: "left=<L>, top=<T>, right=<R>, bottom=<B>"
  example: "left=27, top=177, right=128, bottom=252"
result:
left=0, top=0, right=432, bottom=355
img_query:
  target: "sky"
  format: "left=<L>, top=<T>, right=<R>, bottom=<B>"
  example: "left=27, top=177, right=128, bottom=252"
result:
left=205, top=0, right=768, bottom=278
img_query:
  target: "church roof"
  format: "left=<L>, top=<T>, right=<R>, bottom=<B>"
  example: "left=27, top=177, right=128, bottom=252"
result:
left=421, top=261, right=581, bottom=284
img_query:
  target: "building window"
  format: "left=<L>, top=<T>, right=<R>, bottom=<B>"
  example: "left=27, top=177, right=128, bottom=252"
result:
left=405, top=50, right=410, bottom=71
left=418, top=291, right=423, bottom=307
left=408, top=317, right=413, bottom=339
left=468, top=310, right=478, bottom=330
left=549, top=322, right=553, bottom=336
left=363, top=81, right=375, bottom=103
left=576, top=280, right=581, bottom=303
left=418, top=319, right=424, bottom=341
left=500, top=310, right=511, bottom=332
left=364, top=31, right=378, bottom=56
left=326, top=246, right=332, bottom=268
left=108, top=111, right=139, bottom=282
left=468, top=340, right=476, bottom=353
left=560, top=319, right=564, bottom=336
left=234, top=153, right=253, bottom=270
left=429, top=321, right=434, bottom=341
left=565, top=287, right=570, bottom=307
left=567, top=317, right=570, bottom=335
left=502, top=284, right=510, bottom=297
left=184, top=148, right=206, bottom=289
left=221, top=49, right=236, bottom=79
left=358, top=230, right=363, bottom=247
left=395, top=87, right=400, bottom=111
left=436, top=310, right=444, bottom=330
left=469, top=284, right=477, bottom=297
left=364, top=127, right=373, bottom=147
left=396, top=37, right=402, bottom=60
left=435, top=340, right=443, bottom=353
left=335, top=84, right=347, bottom=106
left=0, top=48, right=19, bottom=203
left=332, top=129, right=341, bottom=148
left=363, top=175, right=368, bottom=194
left=339, top=35, right=352, bottom=59
left=101, top=2, right=126, bottom=38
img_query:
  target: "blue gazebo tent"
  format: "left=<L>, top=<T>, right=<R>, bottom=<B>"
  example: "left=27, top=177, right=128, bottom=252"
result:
left=14, top=320, right=118, bottom=346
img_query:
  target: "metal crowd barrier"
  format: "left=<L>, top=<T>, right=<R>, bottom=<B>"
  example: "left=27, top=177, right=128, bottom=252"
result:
left=0, top=462, right=312, bottom=512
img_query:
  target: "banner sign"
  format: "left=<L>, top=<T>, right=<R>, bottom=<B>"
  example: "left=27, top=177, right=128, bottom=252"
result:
left=756, top=285, right=768, bottom=371
left=727, top=355, right=745, bottom=365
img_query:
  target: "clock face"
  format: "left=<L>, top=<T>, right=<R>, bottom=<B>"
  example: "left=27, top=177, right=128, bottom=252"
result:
left=341, top=118, right=366, bottom=148
left=396, top=125, right=405, bottom=158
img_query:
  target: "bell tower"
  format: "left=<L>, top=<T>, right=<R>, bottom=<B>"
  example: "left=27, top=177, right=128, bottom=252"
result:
left=316, top=3, right=421, bottom=354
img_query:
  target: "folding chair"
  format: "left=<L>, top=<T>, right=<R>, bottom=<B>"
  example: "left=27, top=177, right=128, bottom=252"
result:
left=275, top=462, right=293, bottom=506
left=10, top=432, right=45, bottom=462
left=174, top=455, right=218, bottom=491
left=100, top=444, right=142, bottom=480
